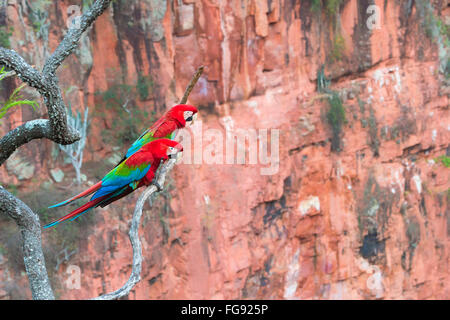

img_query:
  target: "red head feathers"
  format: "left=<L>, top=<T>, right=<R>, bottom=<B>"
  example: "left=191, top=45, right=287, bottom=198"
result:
left=166, top=104, right=198, bottom=128
left=140, top=138, right=183, bottom=161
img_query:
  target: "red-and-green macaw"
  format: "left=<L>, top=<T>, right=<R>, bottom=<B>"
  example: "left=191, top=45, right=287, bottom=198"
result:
left=50, top=104, right=198, bottom=210
left=117, top=104, right=198, bottom=164
left=44, top=139, right=183, bottom=228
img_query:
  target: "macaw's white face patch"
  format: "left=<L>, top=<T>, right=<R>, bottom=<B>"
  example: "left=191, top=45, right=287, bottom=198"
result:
left=167, top=146, right=179, bottom=156
left=184, top=111, right=197, bottom=126
left=167, top=146, right=183, bottom=162
left=184, top=111, right=193, bottom=120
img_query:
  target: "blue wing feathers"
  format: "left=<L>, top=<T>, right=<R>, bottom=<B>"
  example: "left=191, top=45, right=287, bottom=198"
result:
left=126, top=128, right=151, bottom=158
left=125, top=142, right=143, bottom=158
left=91, top=165, right=150, bottom=200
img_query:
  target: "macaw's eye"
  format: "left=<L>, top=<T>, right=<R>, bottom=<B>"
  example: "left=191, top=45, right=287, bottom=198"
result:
left=184, top=111, right=193, bottom=120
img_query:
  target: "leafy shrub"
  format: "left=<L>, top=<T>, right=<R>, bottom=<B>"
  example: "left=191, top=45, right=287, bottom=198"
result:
left=95, top=75, right=156, bottom=148
left=136, top=74, right=154, bottom=101
left=316, top=67, right=347, bottom=152
left=311, top=0, right=322, bottom=13
left=310, top=0, right=342, bottom=17
left=435, top=155, right=450, bottom=168
left=326, top=91, right=346, bottom=152
left=329, top=33, right=346, bottom=62
left=0, top=67, right=39, bottom=120
left=325, top=0, right=342, bottom=17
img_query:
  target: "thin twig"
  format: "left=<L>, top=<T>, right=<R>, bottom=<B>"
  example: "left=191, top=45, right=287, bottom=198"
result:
left=180, top=66, right=204, bottom=104
left=93, top=66, right=204, bottom=300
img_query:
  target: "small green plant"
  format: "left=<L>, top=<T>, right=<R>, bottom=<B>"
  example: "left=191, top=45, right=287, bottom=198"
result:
left=325, top=0, right=342, bottom=17
left=115, top=108, right=153, bottom=147
left=435, top=155, right=450, bottom=168
left=317, top=65, right=331, bottom=93
left=26, top=1, right=51, bottom=38
left=5, top=184, right=19, bottom=196
left=417, top=1, right=449, bottom=75
left=310, top=0, right=342, bottom=17
left=436, top=19, right=450, bottom=45
left=0, top=67, right=39, bottom=120
left=361, top=104, right=380, bottom=157
left=0, top=26, right=13, bottom=48
left=421, top=2, right=440, bottom=41
left=326, top=91, right=346, bottom=152
left=95, top=75, right=156, bottom=148
left=82, top=0, right=95, bottom=10
left=329, top=33, right=346, bottom=62
left=357, top=97, right=366, bottom=114
left=136, top=74, right=154, bottom=101
left=311, top=0, right=345, bottom=63
left=367, top=109, right=380, bottom=157
left=316, top=67, right=346, bottom=152
left=311, top=0, right=322, bottom=13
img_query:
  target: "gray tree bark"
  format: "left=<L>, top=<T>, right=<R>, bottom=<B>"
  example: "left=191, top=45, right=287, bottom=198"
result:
left=0, top=0, right=113, bottom=300
left=0, top=0, right=113, bottom=165
left=0, top=185, right=54, bottom=300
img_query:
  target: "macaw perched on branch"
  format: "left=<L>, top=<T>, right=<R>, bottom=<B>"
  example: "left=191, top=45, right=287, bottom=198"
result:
left=118, top=104, right=198, bottom=164
left=50, top=104, right=197, bottom=209
left=45, top=139, right=183, bottom=228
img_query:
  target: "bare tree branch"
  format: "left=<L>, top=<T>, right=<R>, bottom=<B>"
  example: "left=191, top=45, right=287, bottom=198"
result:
left=0, top=119, right=52, bottom=164
left=0, top=0, right=113, bottom=166
left=0, top=0, right=113, bottom=300
left=93, top=66, right=205, bottom=300
left=0, top=186, right=54, bottom=300
left=0, top=48, right=45, bottom=91
left=42, top=0, right=112, bottom=76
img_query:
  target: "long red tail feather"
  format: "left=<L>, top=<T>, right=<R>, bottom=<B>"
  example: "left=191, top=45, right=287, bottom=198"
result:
left=44, top=194, right=109, bottom=228
left=48, top=181, right=102, bottom=208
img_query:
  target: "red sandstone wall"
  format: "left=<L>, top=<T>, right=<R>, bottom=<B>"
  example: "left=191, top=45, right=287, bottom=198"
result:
left=0, top=0, right=448, bottom=299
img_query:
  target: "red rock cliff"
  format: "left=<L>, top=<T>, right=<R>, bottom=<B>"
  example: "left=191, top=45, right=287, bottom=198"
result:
left=0, top=0, right=449, bottom=299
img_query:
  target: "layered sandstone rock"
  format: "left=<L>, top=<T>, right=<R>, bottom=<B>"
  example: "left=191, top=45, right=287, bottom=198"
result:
left=0, top=0, right=448, bottom=299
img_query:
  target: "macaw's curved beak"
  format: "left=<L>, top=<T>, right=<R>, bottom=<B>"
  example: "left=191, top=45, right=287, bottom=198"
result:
left=176, top=151, right=183, bottom=164
left=168, top=150, right=183, bottom=163
left=186, top=113, right=198, bottom=127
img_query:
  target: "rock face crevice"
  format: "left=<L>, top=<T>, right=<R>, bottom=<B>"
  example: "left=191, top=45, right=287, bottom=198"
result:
left=0, top=0, right=448, bottom=299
